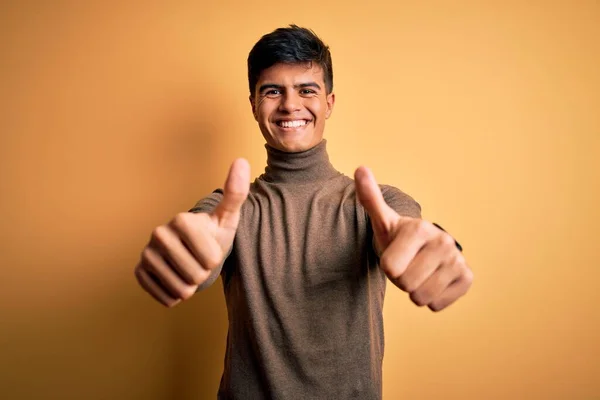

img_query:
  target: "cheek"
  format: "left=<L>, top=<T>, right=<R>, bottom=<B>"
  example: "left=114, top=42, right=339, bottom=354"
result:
left=256, top=99, right=276, bottom=121
left=304, top=98, right=323, bottom=118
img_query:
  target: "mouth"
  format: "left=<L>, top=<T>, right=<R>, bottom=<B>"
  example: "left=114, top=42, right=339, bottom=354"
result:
left=274, top=119, right=312, bottom=130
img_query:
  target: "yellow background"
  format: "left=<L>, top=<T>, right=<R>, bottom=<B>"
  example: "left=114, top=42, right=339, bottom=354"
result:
left=1, top=1, right=598, bottom=399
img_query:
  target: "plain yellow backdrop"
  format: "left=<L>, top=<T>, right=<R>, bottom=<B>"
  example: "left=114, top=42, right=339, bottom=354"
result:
left=1, top=1, right=598, bottom=399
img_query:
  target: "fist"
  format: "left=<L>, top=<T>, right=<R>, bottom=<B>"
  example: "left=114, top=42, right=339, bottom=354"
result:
left=355, top=166, right=473, bottom=312
left=134, top=159, right=250, bottom=307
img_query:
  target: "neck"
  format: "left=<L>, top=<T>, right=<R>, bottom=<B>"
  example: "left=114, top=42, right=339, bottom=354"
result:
left=260, top=139, right=340, bottom=184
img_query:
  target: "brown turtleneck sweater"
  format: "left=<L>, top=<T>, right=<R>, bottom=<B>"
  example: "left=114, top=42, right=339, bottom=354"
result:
left=190, top=140, right=421, bottom=400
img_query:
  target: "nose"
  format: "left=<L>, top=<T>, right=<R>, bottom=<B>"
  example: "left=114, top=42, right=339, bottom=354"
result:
left=278, top=91, right=301, bottom=113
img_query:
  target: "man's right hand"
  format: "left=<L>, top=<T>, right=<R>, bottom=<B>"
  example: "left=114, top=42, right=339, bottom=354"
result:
left=134, top=159, right=250, bottom=307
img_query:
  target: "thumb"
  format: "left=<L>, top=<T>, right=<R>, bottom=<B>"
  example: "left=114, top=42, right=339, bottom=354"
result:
left=213, top=158, right=250, bottom=226
left=354, top=166, right=397, bottom=234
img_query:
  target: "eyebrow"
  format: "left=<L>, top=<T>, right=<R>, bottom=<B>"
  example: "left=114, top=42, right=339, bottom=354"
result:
left=258, top=82, right=322, bottom=93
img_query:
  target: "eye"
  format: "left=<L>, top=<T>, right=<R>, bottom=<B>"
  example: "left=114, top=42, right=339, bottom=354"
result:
left=264, top=89, right=281, bottom=97
left=300, top=89, right=316, bottom=95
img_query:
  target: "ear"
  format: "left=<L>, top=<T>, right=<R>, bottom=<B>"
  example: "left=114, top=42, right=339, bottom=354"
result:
left=249, top=95, right=258, bottom=121
left=325, top=92, right=335, bottom=119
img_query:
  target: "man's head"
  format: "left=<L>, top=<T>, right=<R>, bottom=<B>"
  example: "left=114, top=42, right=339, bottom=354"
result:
left=248, top=25, right=335, bottom=153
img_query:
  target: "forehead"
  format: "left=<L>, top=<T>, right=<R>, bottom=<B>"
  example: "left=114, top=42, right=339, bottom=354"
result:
left=257, top=62, right=325, bottom=86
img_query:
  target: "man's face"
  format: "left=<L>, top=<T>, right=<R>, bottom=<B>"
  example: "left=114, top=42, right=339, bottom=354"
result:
left=250, top=62, right=335, bottom=153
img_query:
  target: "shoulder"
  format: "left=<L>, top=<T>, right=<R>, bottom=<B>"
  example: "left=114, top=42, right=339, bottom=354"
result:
left=379, top=184, right=422, bottom=218
left=188, top=189, right=224, bottom=214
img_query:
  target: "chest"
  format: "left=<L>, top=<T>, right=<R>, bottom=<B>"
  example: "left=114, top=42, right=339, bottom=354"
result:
left=233, top=184, right=373, bottom=284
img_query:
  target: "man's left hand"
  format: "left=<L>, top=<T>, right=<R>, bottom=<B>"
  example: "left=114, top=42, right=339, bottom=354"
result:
left=355, top=166, right=473, bottom=312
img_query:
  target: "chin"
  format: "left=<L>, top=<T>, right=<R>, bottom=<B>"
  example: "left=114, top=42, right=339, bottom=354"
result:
left=277, top=138, right=317, bottom=153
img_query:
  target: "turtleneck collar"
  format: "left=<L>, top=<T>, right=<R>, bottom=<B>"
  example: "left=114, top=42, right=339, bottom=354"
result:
left=260, top=139, right=341, bottom=184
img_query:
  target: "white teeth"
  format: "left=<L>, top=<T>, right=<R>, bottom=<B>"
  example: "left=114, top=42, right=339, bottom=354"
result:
left=279, top=120, right=307, bottom=128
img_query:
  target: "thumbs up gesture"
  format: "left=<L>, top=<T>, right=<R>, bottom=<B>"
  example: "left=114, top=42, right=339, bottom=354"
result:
left=135, top=159, right=250, bottom=307
left=354, top=166, right=473, bottom=312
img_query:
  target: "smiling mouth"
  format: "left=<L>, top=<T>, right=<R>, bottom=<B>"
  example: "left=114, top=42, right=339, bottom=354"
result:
left=275, top=119, right=312, bottom=128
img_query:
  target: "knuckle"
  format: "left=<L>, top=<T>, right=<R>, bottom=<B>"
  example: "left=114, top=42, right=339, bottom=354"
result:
left=172, top=212, right=191, bottom=231
left=454, top=252, right=466, bottom=266
left=395, top=276, right=408, bottom=291
left=148, top=248, right=166, bottom=267
left=177, top=285, right=197, bottom=301
left=397, top=276, right=415, bottom=293
left=464, top=268, right=474, bottom=286
left=446, top=250, right=464, bottom=271
left=164, top=299, right=179, bottom=308
left=409, top=290, right=428, bottom=307
left=151, top=225, right=169, bottom=246
left=141, top=247, right=154, bottom=266
left=411, top=221, right=425, bottom=237
left=170, top=285, right=184, bottom=300
left=406, top=281, right=419, bottom=293
left=141, top=248, right=165, bottom=276
left=203, top=253, right=222, bottom=271
left=190, top=269, right=207, bottom=285
left=379, top=254, right=395, bottom=277
left=134, top=266, right=144, bottom=285
left=439, top=233, right=455, bottom=248
left=413, top=220, right=433, bottom=239
left=453, top=255, right=469, bottom=276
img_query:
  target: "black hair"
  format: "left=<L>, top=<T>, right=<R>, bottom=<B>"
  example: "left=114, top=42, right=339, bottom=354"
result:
left=247, top=25, right=333, bottom=96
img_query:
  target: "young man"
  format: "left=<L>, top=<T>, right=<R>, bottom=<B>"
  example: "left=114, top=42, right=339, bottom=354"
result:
left=135, top=25, right=473, bottom=399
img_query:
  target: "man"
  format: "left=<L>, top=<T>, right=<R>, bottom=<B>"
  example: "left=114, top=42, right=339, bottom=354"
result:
left=135, top=25, right=473, bottom=399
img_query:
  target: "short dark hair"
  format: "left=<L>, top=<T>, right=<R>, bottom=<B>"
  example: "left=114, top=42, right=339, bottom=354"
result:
left=247, top=25, right=333, bottom=96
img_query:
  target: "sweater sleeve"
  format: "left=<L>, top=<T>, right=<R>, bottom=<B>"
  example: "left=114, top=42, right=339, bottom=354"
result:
left=188, top=189, right=228, bottom=292
left=380, top=184, right=422, bottom=219
left=189, top=188, right=224, bottom=214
